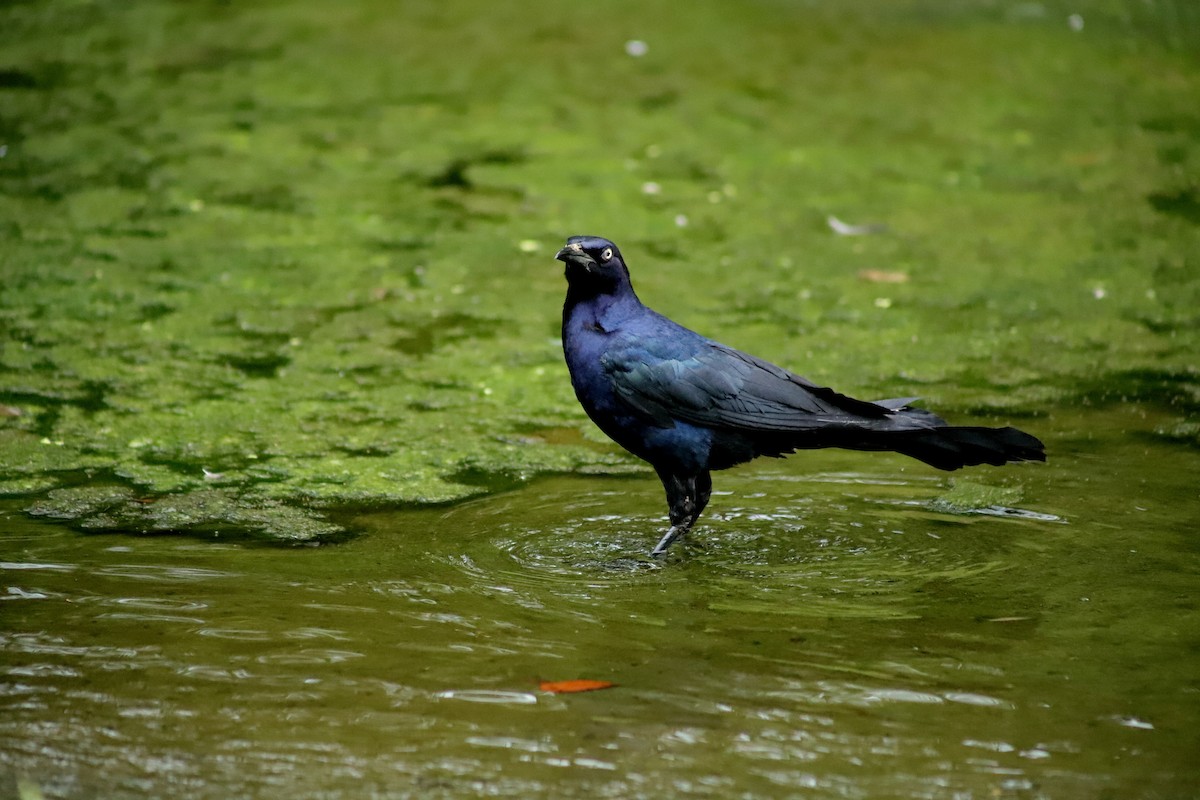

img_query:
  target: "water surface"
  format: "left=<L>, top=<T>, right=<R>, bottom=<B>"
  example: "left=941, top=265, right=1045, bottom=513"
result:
left=3, top=407, right=1197, bottom=798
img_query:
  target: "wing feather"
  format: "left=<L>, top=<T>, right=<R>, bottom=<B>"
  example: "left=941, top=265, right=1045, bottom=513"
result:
left=603, top=339, right=890, bottom=432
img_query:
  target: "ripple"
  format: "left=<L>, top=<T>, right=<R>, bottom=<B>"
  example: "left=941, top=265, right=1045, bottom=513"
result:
left=0, top=561, right=76, bottom=572
left=256, top=649, right=364, bottom=666
left=300, top=602, right=379, bottom=615
left=95, top=565, right=240, bottom=583
left=96, top=612, right=206, bottom=625
left=176, top=665, right=256, bottom=682
left=4, top=586, right=58, bottom=600
left=434, top=689, right=538, bottom=705
left=109, top=597, right=209, bottom=612
left=6, top=663, right=82, bottom=678
left=283, top=627, right=351, bottom=641
left=758, top=470, right=942, bottom=488
left=465, top=735, right=555, bottom=753
left=421, top=509, right=664, bottom=612
left=1, top=632, right=149, bottom=661
left=962, top=738, right=1016, bottom=753
left=918, top=499, right=1064, bottom=522
left=1111, top=715, right=1155, bottom=730
left=860, top=687, right=946, bottom=705
left=488, top=529, right=661, bottom=584
left=944, top=691, right=1011, bottom=708
left=195, top=628, right=273, bottom=641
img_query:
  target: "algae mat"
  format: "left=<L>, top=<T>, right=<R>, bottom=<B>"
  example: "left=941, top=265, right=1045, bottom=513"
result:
left=2, top=0, right=1198, bottom=540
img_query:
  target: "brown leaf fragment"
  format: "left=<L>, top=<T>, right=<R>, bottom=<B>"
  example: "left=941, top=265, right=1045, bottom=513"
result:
left=858, top=269, right=909, bottom=284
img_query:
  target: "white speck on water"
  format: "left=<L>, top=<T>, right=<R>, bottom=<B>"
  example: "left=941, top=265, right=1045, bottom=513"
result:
left=1115, top=715, right=1154, bottom=730
left=827, top=215, right=888, bottom=236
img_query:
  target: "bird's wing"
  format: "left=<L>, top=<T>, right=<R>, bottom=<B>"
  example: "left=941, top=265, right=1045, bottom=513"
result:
left=602, top=338, right=892, bottom=432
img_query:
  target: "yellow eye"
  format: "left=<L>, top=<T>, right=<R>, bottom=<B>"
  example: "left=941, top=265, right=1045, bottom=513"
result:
left=600, top=247, right=613, bottom=261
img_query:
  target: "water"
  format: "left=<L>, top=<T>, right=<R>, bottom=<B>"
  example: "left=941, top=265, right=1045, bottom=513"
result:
left=3, top=407, right=1197, bottom=798
left=2, top=0, right=1198, bottom=795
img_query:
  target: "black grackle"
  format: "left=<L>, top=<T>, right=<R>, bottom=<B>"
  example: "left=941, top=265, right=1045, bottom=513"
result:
left=556, top=235, right=1045, bottom=556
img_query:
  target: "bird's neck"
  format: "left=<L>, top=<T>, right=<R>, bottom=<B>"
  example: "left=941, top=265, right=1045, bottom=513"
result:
left=563, top=284, right=643, bottom=331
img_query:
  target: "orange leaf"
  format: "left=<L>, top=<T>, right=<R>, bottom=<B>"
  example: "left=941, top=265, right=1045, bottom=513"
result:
left=538, top=679, right=616, bottom=694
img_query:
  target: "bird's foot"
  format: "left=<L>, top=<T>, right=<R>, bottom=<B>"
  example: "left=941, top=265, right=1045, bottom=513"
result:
left=651, top=524, right=689, bottom=558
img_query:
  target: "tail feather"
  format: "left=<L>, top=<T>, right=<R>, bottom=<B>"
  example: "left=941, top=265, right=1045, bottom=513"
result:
left=892, top=425, right=1046, bottom=471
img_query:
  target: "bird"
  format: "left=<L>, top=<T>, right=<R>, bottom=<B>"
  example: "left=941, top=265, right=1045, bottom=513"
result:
left=555, top=235, right=1046, bottom=557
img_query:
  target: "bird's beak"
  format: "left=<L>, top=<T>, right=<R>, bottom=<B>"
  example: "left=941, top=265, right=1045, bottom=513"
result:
left=556, top=242, right=595, bottom=269
left=555, top=242, right=584, bottom=262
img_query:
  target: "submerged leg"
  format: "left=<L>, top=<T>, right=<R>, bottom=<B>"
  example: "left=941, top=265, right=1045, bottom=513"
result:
left=651, top=522, right=689, bottom=558
left=691, top=471, right=712, bottom=527
left=650, top=470, right=712, bottom=557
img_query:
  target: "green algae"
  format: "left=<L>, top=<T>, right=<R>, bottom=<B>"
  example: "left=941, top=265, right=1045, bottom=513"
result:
left=929, top=478, right=1025, bottom=515
left=26, top=484, right=343, bottom=541
left=1, top=0, right=1198, bottom=538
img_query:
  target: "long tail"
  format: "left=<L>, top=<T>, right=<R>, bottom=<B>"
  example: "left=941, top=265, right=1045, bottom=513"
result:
left=769, top=400, right=1047, bottom=471
left=891, top=424, right=1046, bottom=471
left=854, top=400, right=1046, bottom=471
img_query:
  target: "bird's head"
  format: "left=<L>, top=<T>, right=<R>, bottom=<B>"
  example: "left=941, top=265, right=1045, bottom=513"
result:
left=555, top=235, right=632, bottom=297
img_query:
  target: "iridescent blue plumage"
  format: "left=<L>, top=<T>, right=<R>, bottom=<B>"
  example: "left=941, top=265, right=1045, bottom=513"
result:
left=556, top=236, right=1044, bottom=555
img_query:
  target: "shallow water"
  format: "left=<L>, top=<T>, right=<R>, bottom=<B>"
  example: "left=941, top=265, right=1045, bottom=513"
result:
left=3, top=406, right=1198, bottom=798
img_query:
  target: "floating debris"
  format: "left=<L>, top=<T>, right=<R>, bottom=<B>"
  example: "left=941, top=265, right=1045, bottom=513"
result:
left=858, top=269, right=909, bottom=284
left=625, top=40, right=648, bottom=57
left=539, top=679, right=616, bottom=694
left=827, top=215, right=888, bottom=236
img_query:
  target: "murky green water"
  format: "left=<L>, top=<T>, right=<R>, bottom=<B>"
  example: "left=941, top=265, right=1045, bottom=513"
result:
left=3, top=408, right=1199, bottom=798
left=3, top=0, right=1199, bottom=796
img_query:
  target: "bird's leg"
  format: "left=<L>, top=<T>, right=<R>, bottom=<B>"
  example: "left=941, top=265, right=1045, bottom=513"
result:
left=650, top=470, right=710, bottom=557
left=651, top=522, right=690, bottom=558
left=691, top=470, right=712, bottom=528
